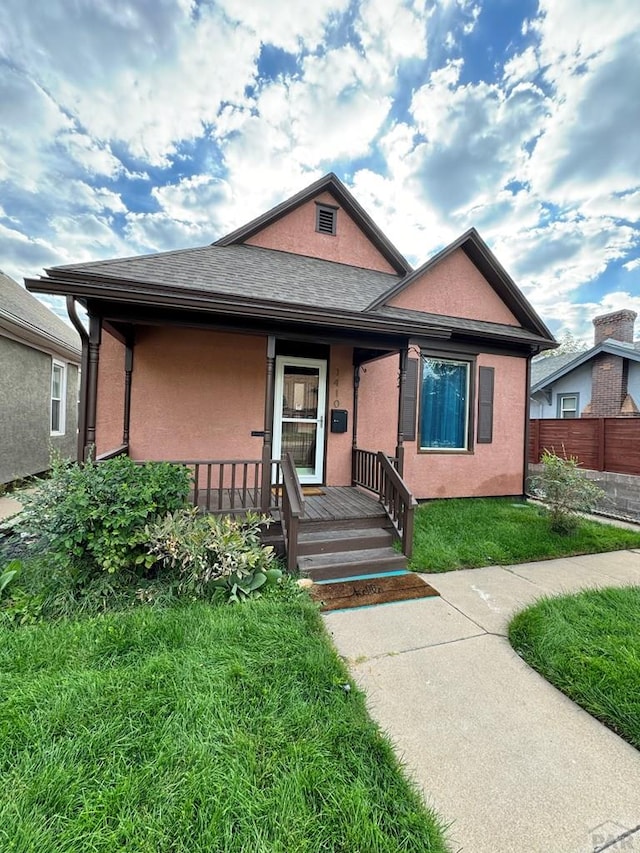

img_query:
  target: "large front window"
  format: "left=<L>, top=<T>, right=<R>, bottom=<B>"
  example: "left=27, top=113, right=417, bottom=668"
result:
left=420, top=357, right=470, bottom=451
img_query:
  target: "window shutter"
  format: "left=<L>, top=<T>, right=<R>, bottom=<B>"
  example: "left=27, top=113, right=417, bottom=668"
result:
left=401, top=357, right=418, bottom=441
left=477, top=366, right=494, bottom=444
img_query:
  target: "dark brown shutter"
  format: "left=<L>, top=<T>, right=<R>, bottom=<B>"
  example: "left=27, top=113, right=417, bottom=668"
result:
left=477, top=366, right=494, bottom=444
left=401, top=357, right=418, bottom=441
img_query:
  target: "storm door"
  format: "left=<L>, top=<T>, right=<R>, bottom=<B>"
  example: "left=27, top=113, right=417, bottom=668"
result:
left=273, top=356, right=327, bottom=484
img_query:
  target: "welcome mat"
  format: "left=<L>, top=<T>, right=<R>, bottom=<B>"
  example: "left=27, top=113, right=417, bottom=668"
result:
left=311, top=573, right=439, bottom=612
left=272, top=486, right=325, bottom=497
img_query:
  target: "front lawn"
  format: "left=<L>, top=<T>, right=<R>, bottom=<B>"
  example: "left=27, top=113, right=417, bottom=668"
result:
left=408, top=498, right=640, bottom=572
left=509, top=587, right=640, bottom=750
left=0, top=598, right=448, bottom=853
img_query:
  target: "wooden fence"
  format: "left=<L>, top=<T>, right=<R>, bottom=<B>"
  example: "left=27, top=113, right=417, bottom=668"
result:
left=529, top=418, right=640, bottom=475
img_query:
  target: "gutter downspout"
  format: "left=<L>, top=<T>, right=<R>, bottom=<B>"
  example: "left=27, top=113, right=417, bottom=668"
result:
left=66, top=296, right=88, bottom=462
left=522, top=350, right=539, bottom=496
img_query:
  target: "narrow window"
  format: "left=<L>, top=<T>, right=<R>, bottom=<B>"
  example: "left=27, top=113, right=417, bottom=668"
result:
left=51, top=361, right=66, bottom=435
left=420, top=357, right=471, bottom=451
left=315, top=203, right=337, bottom=235
left=558, top=393, right=578, bottom=419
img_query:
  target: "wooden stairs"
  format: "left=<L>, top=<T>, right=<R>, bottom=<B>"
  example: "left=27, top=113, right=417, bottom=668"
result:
left=296, top=513, right=408, bottom=582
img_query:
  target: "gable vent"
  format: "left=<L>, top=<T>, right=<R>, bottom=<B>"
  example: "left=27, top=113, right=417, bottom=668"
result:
left=316, top=204, right=337, bottom=235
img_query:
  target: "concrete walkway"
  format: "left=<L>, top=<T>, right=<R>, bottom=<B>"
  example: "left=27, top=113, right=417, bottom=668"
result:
left=323, top=551, right=640, bottom=853
left=0, top=494, right=25, bottom=522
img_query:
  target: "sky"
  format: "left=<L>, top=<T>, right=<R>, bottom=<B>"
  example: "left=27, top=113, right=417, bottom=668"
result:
left=1, top=0, right=639, bottom=344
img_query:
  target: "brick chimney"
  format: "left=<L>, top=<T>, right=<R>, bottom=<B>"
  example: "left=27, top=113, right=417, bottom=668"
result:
left=589, top=309, right=638, bottom=417
left=592, top=309, right=637, bottom=345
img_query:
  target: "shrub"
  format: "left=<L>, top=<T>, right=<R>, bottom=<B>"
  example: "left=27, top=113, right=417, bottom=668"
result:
left=18, top=455, right=191, bottom=579
left=145, top=509, right=282, bottom=602
left=530, top=450, right=604, bottom=534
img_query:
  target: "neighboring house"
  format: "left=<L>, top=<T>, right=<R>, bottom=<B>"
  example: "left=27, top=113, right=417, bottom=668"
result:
left=0, top=271, right=81, bottom=484
left=530, top=309, right=640, bottom=419
left=26, top=174, right=555, bottom=575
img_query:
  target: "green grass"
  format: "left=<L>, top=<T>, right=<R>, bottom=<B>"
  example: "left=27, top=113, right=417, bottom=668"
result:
left=509, top=586, right=640, bottom=749
left=408, top=498, right=640, bottom=572
left=0, top=598, right=448, bottom=853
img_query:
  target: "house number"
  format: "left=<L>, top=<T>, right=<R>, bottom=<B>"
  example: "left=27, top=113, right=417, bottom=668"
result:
left=333, top=367, right=340, bottom=407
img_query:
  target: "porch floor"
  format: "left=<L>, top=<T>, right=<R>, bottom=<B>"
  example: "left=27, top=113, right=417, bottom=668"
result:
left=195, top=485, right=384, bottom=521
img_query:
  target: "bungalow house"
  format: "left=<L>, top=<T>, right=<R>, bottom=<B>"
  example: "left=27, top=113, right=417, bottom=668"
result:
left=530, top=309, right=640, bottom=419
left=0, top=271, right=81, bottom=484
left=25, top=173, right=555, bottom=577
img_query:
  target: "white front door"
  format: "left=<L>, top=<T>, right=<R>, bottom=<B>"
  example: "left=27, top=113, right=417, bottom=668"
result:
left=273, top=356, right=327, bottom=484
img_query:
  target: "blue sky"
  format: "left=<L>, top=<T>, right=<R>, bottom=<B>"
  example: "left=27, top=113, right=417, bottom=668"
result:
left=1, top=0, right=639, bottom=343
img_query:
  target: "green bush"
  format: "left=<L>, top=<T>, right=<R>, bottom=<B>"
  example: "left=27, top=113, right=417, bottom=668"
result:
left=145, top=508, right=282, bottom=602
left=18, top=456, right=191, bottom=579
left=531, top=450, right=604, bottom=534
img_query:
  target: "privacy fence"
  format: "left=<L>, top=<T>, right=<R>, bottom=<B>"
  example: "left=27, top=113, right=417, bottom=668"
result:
left=529, top=418, right=640, bottom=476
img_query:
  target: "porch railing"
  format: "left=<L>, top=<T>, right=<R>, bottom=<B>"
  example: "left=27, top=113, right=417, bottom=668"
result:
left=167, top=459, right=282, bottom=514
left=280, top=452, right=305, bottom=573
left=352, top=447, right=416, bottom=558
left=378, top=452, right=417, bottom=559
left=352, top=447, right=398, bottom=493
left=95, top=444, right=129, bottom=461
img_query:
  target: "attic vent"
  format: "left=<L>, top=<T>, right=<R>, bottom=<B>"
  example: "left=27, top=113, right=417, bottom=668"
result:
left=316, top=203, right=337, bottom=235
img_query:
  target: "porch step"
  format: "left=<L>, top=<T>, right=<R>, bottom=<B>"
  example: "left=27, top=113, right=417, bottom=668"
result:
left=298, top=547, right=408, bottom=583
left=298, top=514, right=389, bottom=533
left=297, top=526, right=394, bottom=556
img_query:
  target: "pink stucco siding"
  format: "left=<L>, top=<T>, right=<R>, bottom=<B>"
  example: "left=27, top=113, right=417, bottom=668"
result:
left=96, top=329, right=126, bottom=456
left=389, top=249, right=520, bottom=326
left=126, top=328, right=267, bottom=462
left=245, top=191, right=397, bottom=274
left=325, top=345, right=355, bottom=486
left=357, top=351, right=527, bottom=498
left=96, top=326, right=355, bottom=486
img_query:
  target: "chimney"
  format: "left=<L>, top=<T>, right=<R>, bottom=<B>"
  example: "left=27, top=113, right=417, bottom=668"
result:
left=589, top=309, right=639, bottom=418
left=593, top=309, right=637, bottom=346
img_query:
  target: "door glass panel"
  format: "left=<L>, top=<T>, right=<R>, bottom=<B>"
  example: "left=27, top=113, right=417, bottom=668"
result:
left=282, top=366, right=319, bottom=419
left=282, top=422, right=317, bottom=475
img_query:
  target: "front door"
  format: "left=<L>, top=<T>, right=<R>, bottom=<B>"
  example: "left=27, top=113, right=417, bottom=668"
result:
left=273, top=356, right=327, bottom=484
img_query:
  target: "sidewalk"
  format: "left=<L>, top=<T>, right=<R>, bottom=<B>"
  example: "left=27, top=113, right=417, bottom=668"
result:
left=323, top=550, right=640, bottom=853
left=0, top=494, right=25, bottom=522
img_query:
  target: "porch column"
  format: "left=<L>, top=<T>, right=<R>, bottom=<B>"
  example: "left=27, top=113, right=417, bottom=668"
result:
left=260, top=335, right=276, bottom=512
left=351, top=364, right=361, bottom=484
left=85, top=314, right=102, bottom=461
left=395, top=346, right=408, bottom=476
left=122, top=332, right=134, bottom=447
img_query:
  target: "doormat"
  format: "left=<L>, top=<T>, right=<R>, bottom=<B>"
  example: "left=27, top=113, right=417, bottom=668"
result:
left=272, top=486, right=325, bottom=497
left=310, top=573, right=439, bottom=612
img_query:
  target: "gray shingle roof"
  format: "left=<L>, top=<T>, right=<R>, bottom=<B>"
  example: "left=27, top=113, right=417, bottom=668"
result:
left=373, top=305, right=552, bottom=345
left=530, top=351, right=582, bottom=387
left=54, top=244, right=400, bottom=313
left=0, top=271, right=81, bottom=357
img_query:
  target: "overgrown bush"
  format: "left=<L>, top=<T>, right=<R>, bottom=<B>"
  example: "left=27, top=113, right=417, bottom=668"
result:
left=18, top=455, right=191, bottom=579
left=145, top=508, right=282, bottom=602
left=530, top=450, right=604, bottom=534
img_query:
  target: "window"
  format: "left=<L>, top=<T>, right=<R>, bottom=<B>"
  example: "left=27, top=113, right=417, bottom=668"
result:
left=419, top=356, right=472, bottom=451
left=51, top=361, right=66, bottom=435
left=315, top=203, right=337, bottom=235
left=558, top=393, right=578, bottom=419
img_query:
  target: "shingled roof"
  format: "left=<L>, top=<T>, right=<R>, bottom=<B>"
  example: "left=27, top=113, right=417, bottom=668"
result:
left=0, top=271, right=81, bottom=360
left=25, top=175, right=557, bottom=353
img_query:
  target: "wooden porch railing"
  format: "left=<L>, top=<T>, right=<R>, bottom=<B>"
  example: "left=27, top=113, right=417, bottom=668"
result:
left=280, top=452, right=305, bottom=573
left=163, top=459, right=282, bottom=514
left=352, top=447, right=416, bottom=558
left=378, top=452, right=417, bottom=559
left=352, top=447, right=398, bottom=493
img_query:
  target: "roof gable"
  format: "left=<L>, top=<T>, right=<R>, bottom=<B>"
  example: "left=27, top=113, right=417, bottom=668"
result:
left=368, top=228, right=553, bottom=341
left=214, top=173, right=411, bottom=276
left=384, top=247, right=520, bottom=326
